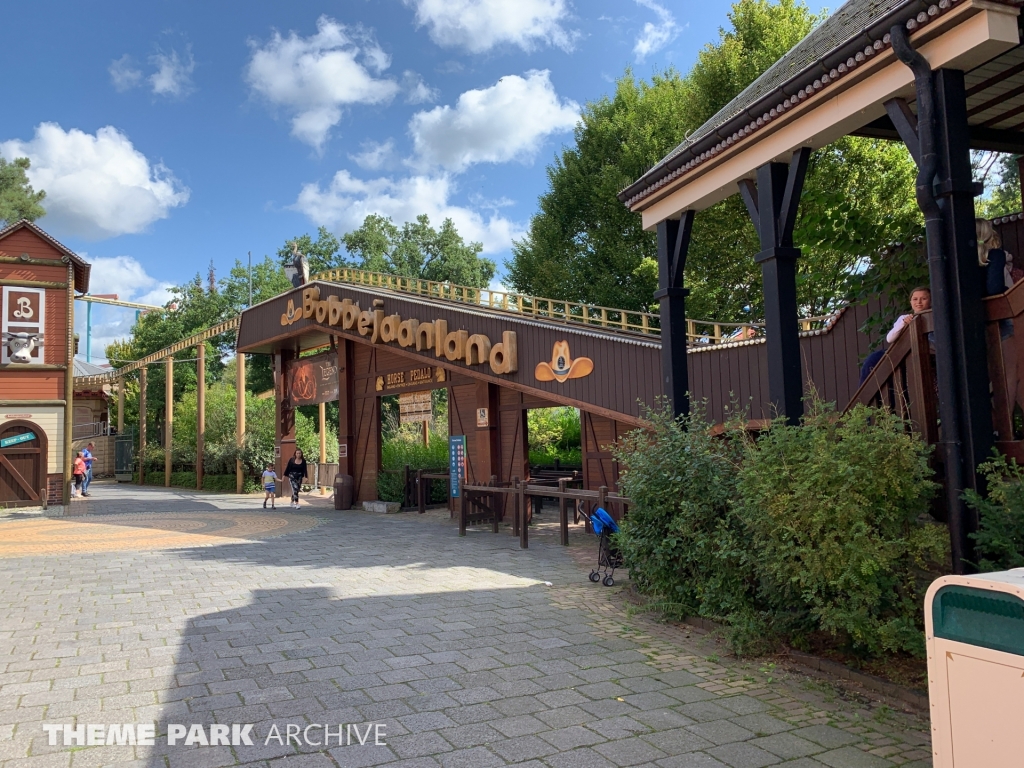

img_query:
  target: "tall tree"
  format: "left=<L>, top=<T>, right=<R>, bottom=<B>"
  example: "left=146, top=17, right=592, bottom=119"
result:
left=508, top=0, right=921, bottom=324
left=0, top=157, right=46, bottom=226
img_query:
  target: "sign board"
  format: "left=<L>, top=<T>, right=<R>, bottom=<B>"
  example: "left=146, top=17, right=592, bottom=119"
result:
left=338, top=443, right=348, bottom=459
left=1, top=286, right=45, bottom=365
left=399, top=391, right=432, bottom=424
left=1, top=431, right=35, bottom=448
left=476, top=408, right=489, bottom=428
left=449, top=435, right=466, bottom=498
left=286, top=352, right=339, bottom=406
left=375, top=366, right=445, bottom=392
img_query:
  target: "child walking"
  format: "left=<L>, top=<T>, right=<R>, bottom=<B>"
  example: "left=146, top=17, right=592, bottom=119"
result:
left=261, top=463, right=279, bottom=509
left=72, top=451, right=86, bottom=498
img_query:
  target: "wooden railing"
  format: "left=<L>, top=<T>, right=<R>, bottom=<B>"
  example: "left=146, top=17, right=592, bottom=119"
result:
left=314, top=265, right=839, bottom=344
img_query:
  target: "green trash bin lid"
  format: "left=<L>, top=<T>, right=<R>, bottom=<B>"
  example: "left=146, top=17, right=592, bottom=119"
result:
left=933, top=585, right=1024, bottom=657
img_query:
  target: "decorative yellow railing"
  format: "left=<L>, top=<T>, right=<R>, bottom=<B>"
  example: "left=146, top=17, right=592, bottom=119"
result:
left=313, top=267, right=839, bottom=343
left=313, top=267, right=661, bottom=335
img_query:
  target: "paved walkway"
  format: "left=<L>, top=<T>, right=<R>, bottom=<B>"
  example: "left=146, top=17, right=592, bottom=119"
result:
left=0, top=483, right=933, bottom=767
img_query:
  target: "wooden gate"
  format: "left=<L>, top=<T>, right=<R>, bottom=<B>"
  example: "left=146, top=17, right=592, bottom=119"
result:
left=0, top=420, right=48, bottom=505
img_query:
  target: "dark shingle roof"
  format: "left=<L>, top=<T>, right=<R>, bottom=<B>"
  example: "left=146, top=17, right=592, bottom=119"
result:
left=618, top=0, right=944, bottom=206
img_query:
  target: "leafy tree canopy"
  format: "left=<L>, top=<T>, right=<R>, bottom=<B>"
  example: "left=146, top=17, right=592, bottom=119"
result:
left=0, top=157, right=46, bottom=226
left=280, top=215, right=496, bottom=288
left=508, top=0, right=921, bottom=323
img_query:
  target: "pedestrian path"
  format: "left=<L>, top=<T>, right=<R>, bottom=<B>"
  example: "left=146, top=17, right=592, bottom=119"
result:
left=0, top=483, right=933, bottom=767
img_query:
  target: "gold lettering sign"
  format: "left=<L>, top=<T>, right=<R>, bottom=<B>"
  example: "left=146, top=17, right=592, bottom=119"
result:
left=282, top=288, right=518, bottom=376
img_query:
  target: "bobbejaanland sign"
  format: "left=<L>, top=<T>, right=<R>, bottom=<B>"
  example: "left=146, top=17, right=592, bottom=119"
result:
left=281, top=287, right=518, bottom=376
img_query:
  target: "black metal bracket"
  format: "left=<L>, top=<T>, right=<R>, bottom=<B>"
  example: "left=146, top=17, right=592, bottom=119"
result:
left=738, top=147, right=811, bottom=248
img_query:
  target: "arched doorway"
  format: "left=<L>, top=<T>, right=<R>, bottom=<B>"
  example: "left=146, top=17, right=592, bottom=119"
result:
left=0, top=419, right=48, bottom=505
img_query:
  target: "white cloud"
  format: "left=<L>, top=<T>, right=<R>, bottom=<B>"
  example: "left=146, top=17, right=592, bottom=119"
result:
left=149, top=47, right=196, bottom=98
left=0, top=123, right=190, bottom=240
left=245, top=16, right=400, bottom=150
left=109, top=55, right=143, bottom=92
left=294, top=171, right=522, bottom=254
left=409, top=70, right=578, bottom=172
left=74, top=254, right=174, bottom=362
left=402, top=71, right=438, bottom=105
left=350, top=139, right=397, bottom=171
left=405, top=0, right=577, bottom=53
left=633, top=0, right=679, bottom=60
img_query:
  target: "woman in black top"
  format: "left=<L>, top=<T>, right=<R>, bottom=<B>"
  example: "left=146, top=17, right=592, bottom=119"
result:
left=284, top=449, right=308, bottom=509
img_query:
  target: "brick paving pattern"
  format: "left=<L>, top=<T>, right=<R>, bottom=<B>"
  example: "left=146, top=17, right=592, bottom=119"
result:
left=0, top=482, right=933, bottom=767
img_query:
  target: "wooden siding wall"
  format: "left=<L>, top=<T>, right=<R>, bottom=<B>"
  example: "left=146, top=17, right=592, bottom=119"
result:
left=687, top=302, right=880, bottom=424
left=995, top=216, right=1024, bottom=258
left=351, top=344, right=382, bottom=503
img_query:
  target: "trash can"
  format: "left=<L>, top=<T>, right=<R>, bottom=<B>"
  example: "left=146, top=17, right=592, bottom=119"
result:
left=925, top=569, right=1024, bottom=767
left=333, top=474, right=354, bottom=511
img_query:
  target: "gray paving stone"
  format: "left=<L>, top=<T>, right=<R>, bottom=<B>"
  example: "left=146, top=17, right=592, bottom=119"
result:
left=686, top=721, right=758, bottom=746
left=706, top=742, right=782, bottom=768
left=727, top=714, right=793, bottom=737
left=656, top=754, right=730, bottom=768
left=814, top=747, right=895, bottom=768
left=791, top=726, right=863, bottom=750
left=748, top=732, right=824, bottom=759
left=594, top=736, right=669, bottom=766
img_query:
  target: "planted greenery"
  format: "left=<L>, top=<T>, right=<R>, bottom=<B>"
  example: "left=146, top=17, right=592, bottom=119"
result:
left=377, top=396, right=449, bottom=504
left=527, top=407, right=582, bottom=467
left=966, top=453, right=1024, bottom=571
left=614, top=398, right=945, bottom=658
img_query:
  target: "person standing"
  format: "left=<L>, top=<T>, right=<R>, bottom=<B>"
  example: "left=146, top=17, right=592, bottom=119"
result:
left=284, top=449, right=308, bottom=509
left=81, top=442, right=95, bottom=497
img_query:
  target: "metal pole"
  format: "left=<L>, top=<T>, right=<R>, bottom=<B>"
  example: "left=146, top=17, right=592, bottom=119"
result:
left=236, top=352, right=245, bottom=494
left=248, top=251, right=252, bottom=307
left=86, top=300, right=92, bottom=363
left=164, top=356, right=173, bottom=488
left=197, top=344, right=205, bottom=491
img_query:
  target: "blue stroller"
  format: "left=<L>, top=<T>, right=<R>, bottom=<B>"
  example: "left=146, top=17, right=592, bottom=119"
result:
left=588, top=507, right=623, bottom=587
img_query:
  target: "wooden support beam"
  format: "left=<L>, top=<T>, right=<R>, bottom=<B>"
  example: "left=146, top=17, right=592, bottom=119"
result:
left=138, top=366, right=147, bottom=486
left=197, top=344, right=205, bottom=491
left=654, top=210, right=695, bottom=419
left=164, top=356, right=173, bottom=488
left=63, top=263, right=74, bottom=506
left=117, top=381, right=125, bottom=434
left=236, top=352, right=245, bottom=494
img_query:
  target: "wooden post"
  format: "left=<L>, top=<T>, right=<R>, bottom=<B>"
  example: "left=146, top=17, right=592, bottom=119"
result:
left=197, top=343, right=205, bottom=491
left=138, top=366, right=146, bottom=485
left=558, top=478, right=568, bottom=546
left=164, top=356, right=173, bottom=487
left=519, top=479, right=528, bottom=549
left=491, top=475, right=500, bottom=533
left=117, top=380, right=125, bottom=435
left=418, top=469, right=426, bottom=514
left=236, top=352, right=245, bottom=494
left=459, top=492, right=467, bottom=536
left=319, top=401, right=327, bottom=494
left=512, top=476, right=520, bottom=536
left=63, top=261, right=74, bottom=506
left=422, top=419, right=429, bottom=447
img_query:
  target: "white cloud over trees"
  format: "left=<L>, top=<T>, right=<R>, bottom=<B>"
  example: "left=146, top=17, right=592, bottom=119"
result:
left=0, top=123, right=190, bottom=240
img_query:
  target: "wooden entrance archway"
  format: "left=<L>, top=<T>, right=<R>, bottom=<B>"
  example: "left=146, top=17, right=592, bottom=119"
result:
left=0, top=419, right=48, bottom=505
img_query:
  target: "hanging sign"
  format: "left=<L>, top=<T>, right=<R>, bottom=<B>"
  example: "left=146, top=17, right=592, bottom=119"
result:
left=286, top=352, right=339, bottom=406
left=1, top=431, right=36, bottom=448
left=449, top=435, right=466, bottom=498
left=399, top=391, right=432, bottom=424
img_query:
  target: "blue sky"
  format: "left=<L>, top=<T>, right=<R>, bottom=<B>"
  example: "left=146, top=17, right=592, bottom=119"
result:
left=1, top=0, right=823, bottom=362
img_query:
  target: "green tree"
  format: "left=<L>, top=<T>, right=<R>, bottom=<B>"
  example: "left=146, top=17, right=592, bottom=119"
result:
left=276, top=226, right=344, bottom=275
left=342, top=213, right=496, bottom=288
left=508, top=0, right=921, bottom=323
left=0, top=157, right=46, bottom=225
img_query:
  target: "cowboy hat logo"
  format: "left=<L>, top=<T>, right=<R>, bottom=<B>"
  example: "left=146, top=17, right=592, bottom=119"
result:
left=535, top=340, right=593, bottom=383
left=280, top=299, right=300, bottom=326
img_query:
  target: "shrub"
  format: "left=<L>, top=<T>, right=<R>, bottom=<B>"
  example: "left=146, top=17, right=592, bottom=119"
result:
left=614, top=397, right=945, bottom=658
left=736, top=401, right=945, bottom=656
left=613, top=403, right=754, bottom=628
left=378, top=426, right=450, bottom=503
left=966, top=453, right=1024, bottom=571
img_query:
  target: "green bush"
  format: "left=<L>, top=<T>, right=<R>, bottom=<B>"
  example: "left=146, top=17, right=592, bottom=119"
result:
left=614, top=398, right=945, bottom=658
left=378, top=428, right=450, bottom=503
left=966, top=453, right=1024, bottom=571
left=737, top=401, right=945, bottom=656
left=614, top=404, right=753, bottom=629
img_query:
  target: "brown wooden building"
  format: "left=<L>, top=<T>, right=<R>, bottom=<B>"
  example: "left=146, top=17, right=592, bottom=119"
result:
left=236, top=277, right=884, bottom=510
left=0, top=219, right=90, bottom=506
